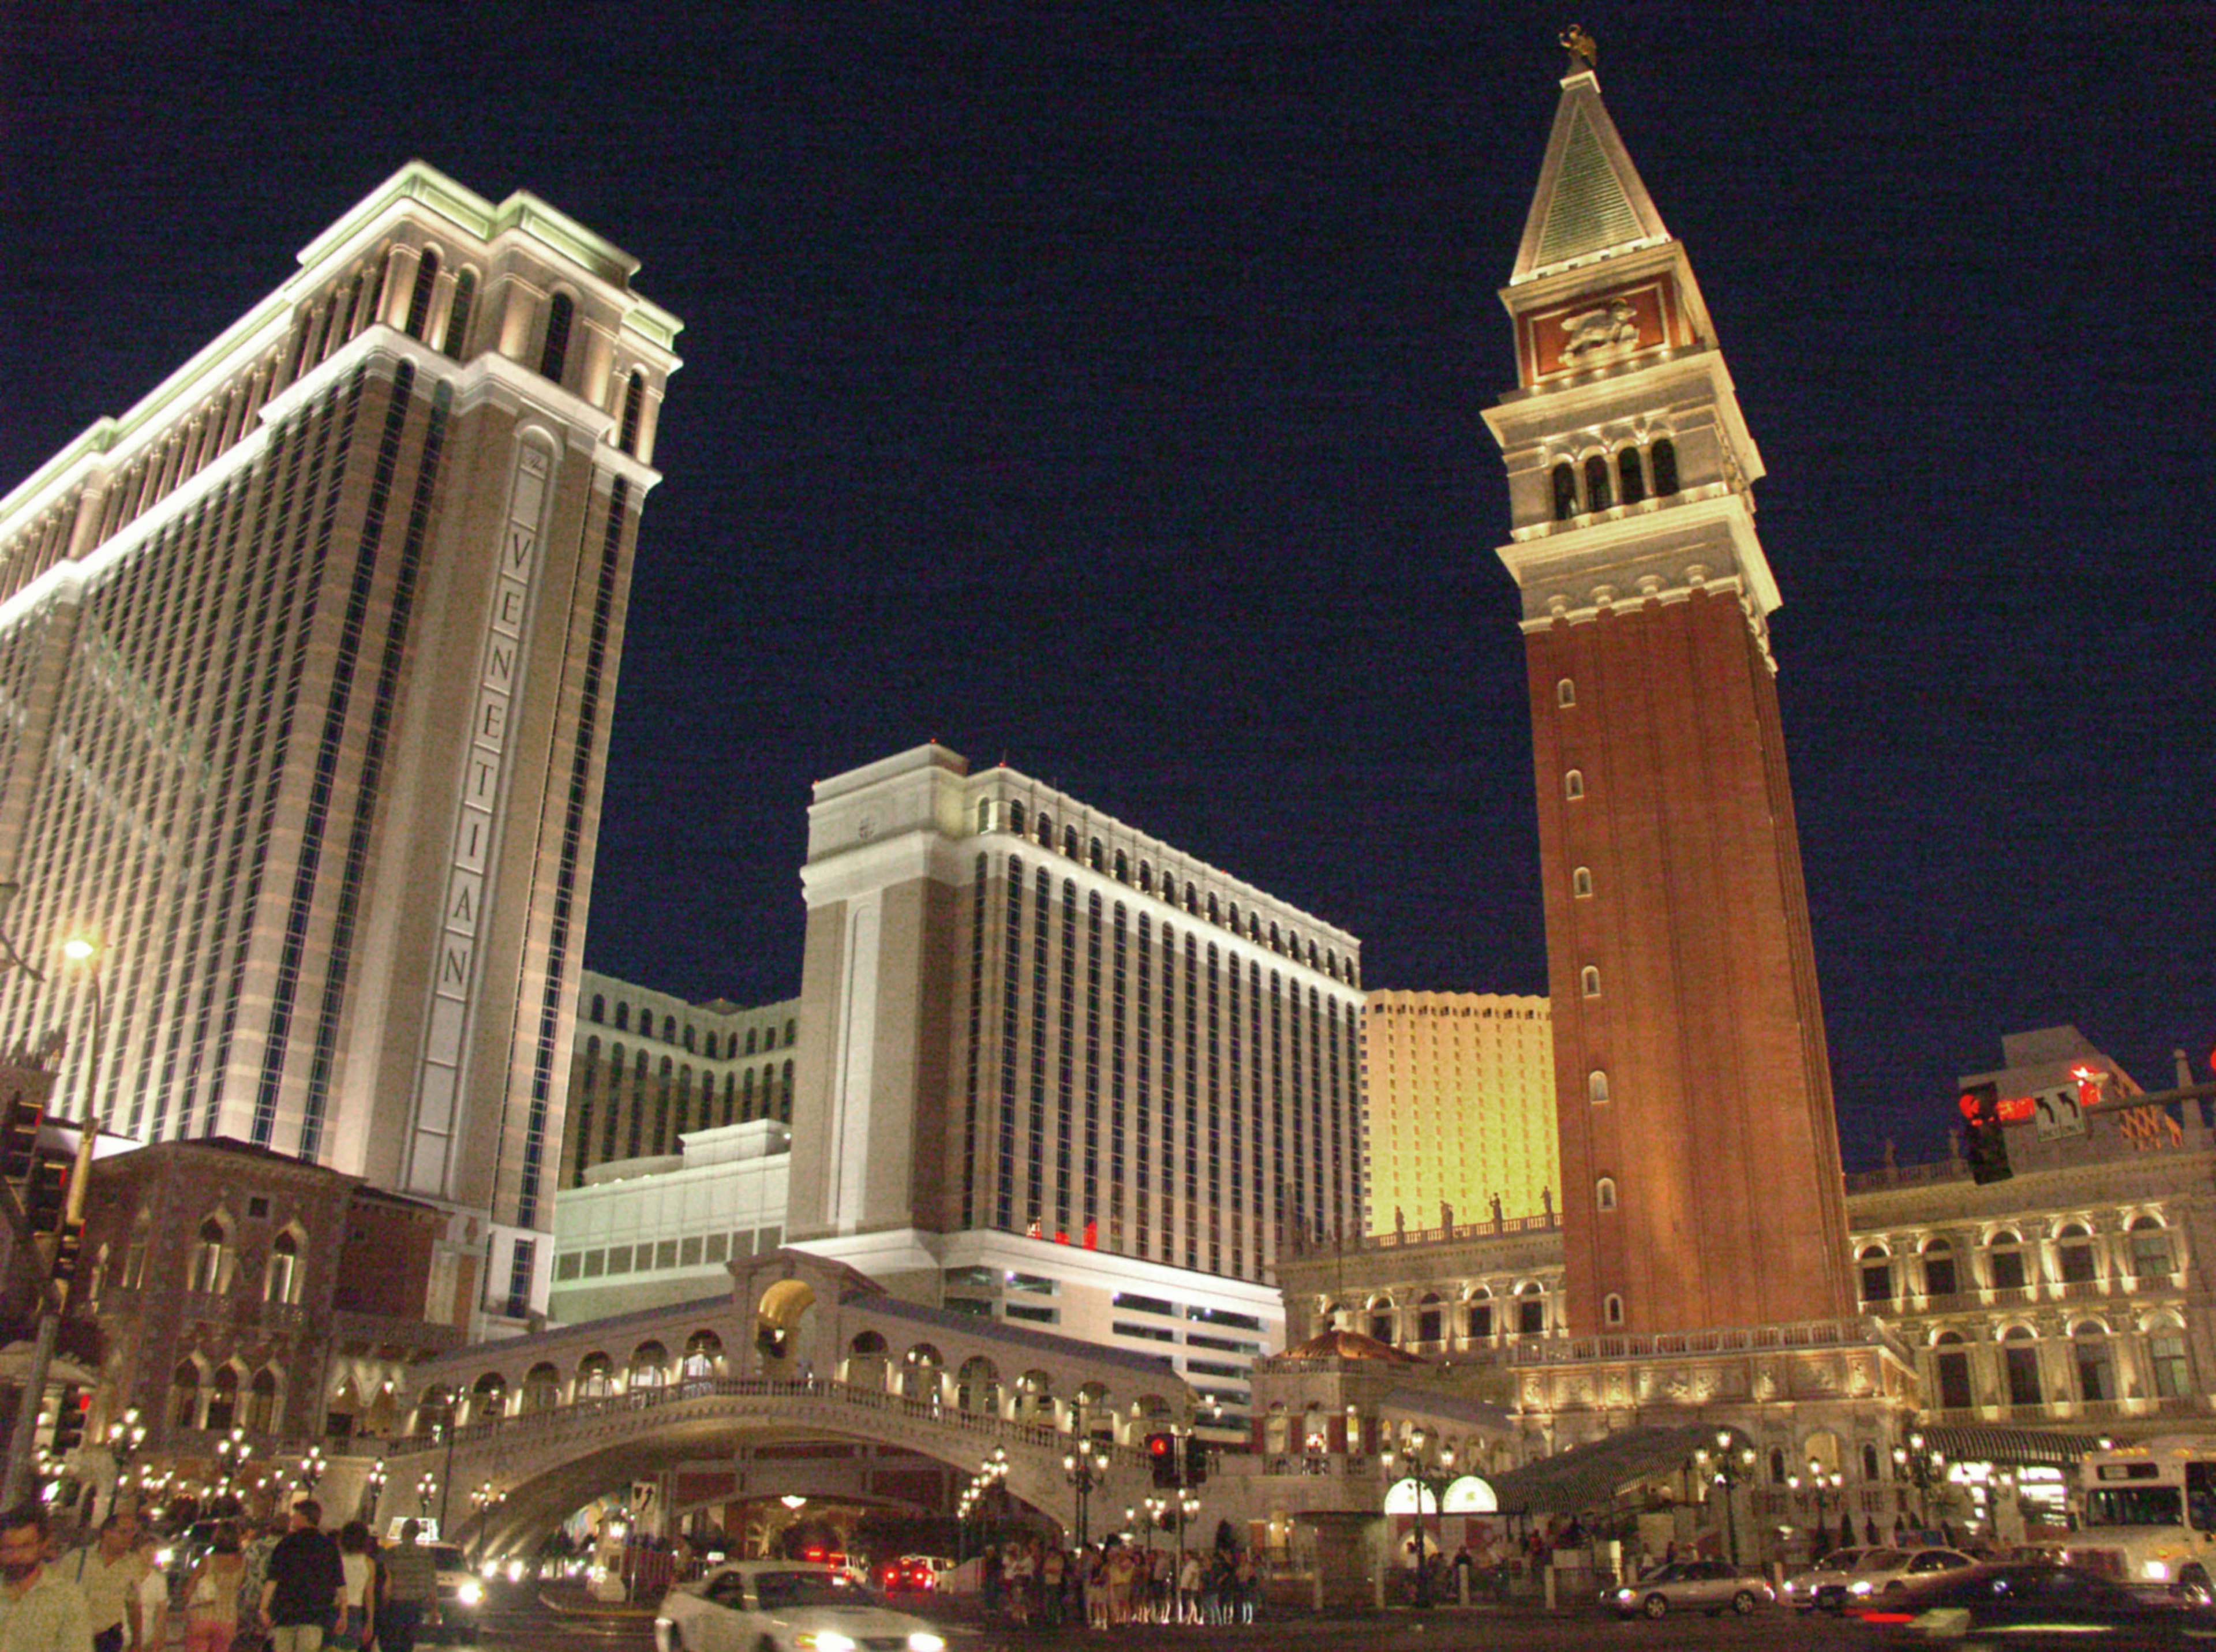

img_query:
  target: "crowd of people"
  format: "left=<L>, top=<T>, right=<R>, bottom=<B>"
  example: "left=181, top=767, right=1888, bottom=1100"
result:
left=978, top=1535, right=1258, bottom=1628
left=0, top=1498, right=442, bottom=1652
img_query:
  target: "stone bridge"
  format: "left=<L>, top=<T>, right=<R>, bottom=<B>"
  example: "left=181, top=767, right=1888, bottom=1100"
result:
left=316, top=1250, right=1186, bottom=1553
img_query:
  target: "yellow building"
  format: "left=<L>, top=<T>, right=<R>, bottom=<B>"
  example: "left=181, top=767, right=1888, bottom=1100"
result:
left=1361, top=991, right=1556, bottom=1235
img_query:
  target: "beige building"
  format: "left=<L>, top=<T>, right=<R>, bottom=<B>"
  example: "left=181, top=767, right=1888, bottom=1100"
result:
left=1361, top=991, right=1555, bottom=1235
left=0, top=162, right=680, bottom=1331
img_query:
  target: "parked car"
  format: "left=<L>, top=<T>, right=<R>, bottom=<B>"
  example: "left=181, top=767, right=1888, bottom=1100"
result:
left=1781, top=1546, right=1877, bottom=1611
left=1850, top=1561, right=2216, bottom=1642
left=1833, top=1546, right=1977, bottom=1607
left=657, top=1561, right=948, bottom=1652
left=1610, top=1558, right=1775, bottom=1619
left=877, top=1555, right=950, bottom=1593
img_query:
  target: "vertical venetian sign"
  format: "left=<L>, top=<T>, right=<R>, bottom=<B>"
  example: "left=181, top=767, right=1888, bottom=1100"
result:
left=405, top=437, right=553, bottom=1194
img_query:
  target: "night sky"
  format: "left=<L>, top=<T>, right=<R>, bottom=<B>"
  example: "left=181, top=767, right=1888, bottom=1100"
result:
left=5, top=5, right=2210, bottom=1170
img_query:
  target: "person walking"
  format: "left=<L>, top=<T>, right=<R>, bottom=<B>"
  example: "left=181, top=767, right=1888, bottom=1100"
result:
left=373, top=1523, right=436, bottom=1652
left=0, top=1502, right=94, bottom=1652
left=259, top=1501, right=345, bottom=1652
left=181, top=1524, right=246, bottom=1652
left=66, top=1511, right=147, bottom=1652
left=331, top=1525, right=375, bottom=1651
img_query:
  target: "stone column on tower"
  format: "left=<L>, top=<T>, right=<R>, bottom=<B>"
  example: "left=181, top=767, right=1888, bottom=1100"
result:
left=1482, top=54, right=1855, bottom=1336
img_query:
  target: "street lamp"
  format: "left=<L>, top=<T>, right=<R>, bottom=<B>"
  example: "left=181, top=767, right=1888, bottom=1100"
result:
left=363, top=1459, right=387, bottom=1526
left=1893, top=1430, right=1946, bottom=1530
left=1175, top=1487, right=1201, bottom=1616
left=298, top=1445, right=325, bottom=1497
left=1698, top=1431, right=1755, bottom=1567
left=106, top=1408, right=145, bottom=1497
left=1392, top=1428, right=1457, bottom=1609
left=1063, top=1435, right=1111, bottom=1549
left=216, top=1428, right=253, bottom=1504
left=0, top=935, right=110, bottom=1508
left=417, top=1472, right=438, bottom=1523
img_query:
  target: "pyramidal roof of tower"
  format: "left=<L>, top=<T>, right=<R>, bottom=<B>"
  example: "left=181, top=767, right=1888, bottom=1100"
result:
left=1510, top=65, right=1672, bottom=286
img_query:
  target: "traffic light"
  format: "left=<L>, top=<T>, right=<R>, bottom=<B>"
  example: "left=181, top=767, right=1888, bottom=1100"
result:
left=1146, top=1432, right=1177, bottom=1488
left=51, top=1218, right=84, bottom=1287
left=0, top=1092, right=41, bottom=1182
left=50, top=1385, right=85, bottom=1454
left=24, top=1156, right=68, bottom=1232
left=1960, top=1082, right=2013, bottom=1185
left=1184, top=1435, right=1208, bottom=1489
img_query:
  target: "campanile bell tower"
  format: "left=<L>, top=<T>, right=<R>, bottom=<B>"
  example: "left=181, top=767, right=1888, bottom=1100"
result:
left=1483, top=37, right=1854, bottom=1336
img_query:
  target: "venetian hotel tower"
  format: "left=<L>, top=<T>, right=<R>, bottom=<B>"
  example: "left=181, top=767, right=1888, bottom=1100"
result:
left=1482, top=47, right=1854, bottom=1335
left=0, top=164, right=680, bottom=1329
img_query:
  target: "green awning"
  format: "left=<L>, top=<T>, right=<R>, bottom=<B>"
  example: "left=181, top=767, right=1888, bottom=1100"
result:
left=1916, top=1425, right=2105, bottom=1469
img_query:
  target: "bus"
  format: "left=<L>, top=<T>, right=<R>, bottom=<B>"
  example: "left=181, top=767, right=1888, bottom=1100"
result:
left=2060, top=1436, right=2216, bottom=1595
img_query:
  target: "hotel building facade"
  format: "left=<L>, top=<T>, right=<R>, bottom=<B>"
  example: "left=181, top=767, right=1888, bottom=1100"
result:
left=0, top=163, right=680, bottom=1329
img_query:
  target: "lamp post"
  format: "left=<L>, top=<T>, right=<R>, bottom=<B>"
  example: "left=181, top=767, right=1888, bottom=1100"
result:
left=417, top=1472, right=438, bottom=1524
left=1393, top=1428, right=1456, bottom=1609
left=216, top=1428, right=252, bottom=1504
left=1893, top=1430, right=1946, bottom=1531
left=363, top=1458, right=387, bottom=1527
left=1174, top=1488, right=1200, bottom=1617
left=1063, top=1434, right=1111, bottom=1549
left=0, top=936, right=108, bottom=1508
left=106, top=1408, right=145, bottom=1499
left=1698, top=1431, right=1755, bottom=1567
left=298, top=1445, right=325, bottom=1500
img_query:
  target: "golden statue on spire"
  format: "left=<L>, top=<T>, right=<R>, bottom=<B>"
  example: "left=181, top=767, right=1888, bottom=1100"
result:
left=1560, top=23, right=1598, bottom=69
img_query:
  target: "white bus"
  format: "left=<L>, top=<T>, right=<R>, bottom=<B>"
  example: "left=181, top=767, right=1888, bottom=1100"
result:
left=2060, top=1436, right=2216, bottom=1595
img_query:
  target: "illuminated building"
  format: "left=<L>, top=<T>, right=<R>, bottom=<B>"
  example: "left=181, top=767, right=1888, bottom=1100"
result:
left=0, top=163, right=681, bottom=1328
left=1361, top=991, right=1556, bottom=1235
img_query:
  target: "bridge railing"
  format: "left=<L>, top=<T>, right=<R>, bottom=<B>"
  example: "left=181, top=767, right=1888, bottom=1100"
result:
left=345, top=1376, right=1145, bottom=1467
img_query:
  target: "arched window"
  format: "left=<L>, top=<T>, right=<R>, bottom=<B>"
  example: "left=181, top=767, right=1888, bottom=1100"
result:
left=1556, top=677, right=1575, bottom=708
left=630, top=1342, right=669, bottom=1391
left=404, top=249, right=440, bottom=340
left=245, top=1368, right=280, bottom=1433
left=1587, top=1069, right=1609, bottom=1103
left=2002, top=1326, right=2042, bottom=1406
left=1583, top=454, right=1613, bottom=511
left=1573, top=867, right=1594, bottom=898
left=2129, top=1215, right=2173, bottom=1278
left=1651, top=438, right=1679, bottom=495
left=744, top=1028, right=757, bottom=1055
left=1465, top=1290, right=1493, bottom=1339
left=577, top=1353, right=614, bottom=1399
left=1618, top=445, right=1646, bottom=504
left=2150, top=1323, right=2191, bottom=1399
left=1931, top=1330, right=1971, bottom=1410
left=191, top=1219, right=230, bottom=1294
left=591, top=994, right=605, bottom=1022
left=1858, top=1245, right=1892, bottom=1303
left=1579, top=966, right=1601, bottom=999
left=2057, top=1223, right=2098, bottom=1284
left=1922, top=1238, right=1957, bottom=1297
left=1008, top=801, right=1026, bottom=836
left=1516, top=1282, right=1546, bottom=1336
left=1604, top=1293, right=1625, bottom=1327
left=1088, top=837, right=1104, bottom=872
left=662, top=1015, right=676, bottom=1044
left=540, top=292, right=575, bottom=384
left=1137, top=860, right=1152, bottom=893
left=615, top=1002, right=630, bottom=1032
left=617, top=370, right=646, bottom=455
left=170, top=1363, right=200, bottom=1430
left=522, top=1363, right=562, bottom=1411
left=2073, top=1321, right=2116, bottom=1403
left=1062, top=825, right=1078, bottom=857
left=204, top=1367, right=239, bottom=1432
left=1416, top=1294, right=1443, bottom=1343
left=1596, top=1177, right=1617, bottom=1211
left=443, top=268, right=477, bottom=359
left=1987, top=1229, right=2027, bottom=1290
left=683, top=1331, right=723, bottom=1380
left=264, top=1231, right=301, bottom=1305
left=1564, top=769, right=1585, bottom=800
left=1551, top=460, right=1578, bottom=521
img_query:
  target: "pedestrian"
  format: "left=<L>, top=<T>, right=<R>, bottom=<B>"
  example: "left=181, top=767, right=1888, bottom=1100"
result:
left=128, top=1535, right=167, bottom=1652
left=373, top=1522, right=436, bottom=1652
left=0, top=1501, right=95, bottom=1652
left=1176, top=1550, right=1201, bottom=1624
left=332, top=1524, right=376, bottom=1651
left=258, top=1501, right=345, bottom=1652
left=1002, top=1541, right=1032, bottom=1628
left=1234, top=1549, right=1255, bottom=1624
left=980, top=1545, right=1002, bottom=1621
left=65, top=1509, right=148, bottom=1652
left=181, top=1523, right=246, bottom=1652
left=1039, top=1545, right=1062, bottom=1628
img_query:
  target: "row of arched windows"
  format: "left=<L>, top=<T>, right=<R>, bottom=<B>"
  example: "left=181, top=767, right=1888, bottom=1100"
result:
left=981, top=797, right=1356, bottom=984
left=1334, top=1283, right=1551, bottom=1346
left=584, top=995, right=797, bottom=1058
left=1550, top=437, right=1680, bottom=522
left=170, top=1362, right=285, bottom=1434
left=1858, top=1216, right=2173, bottom=1302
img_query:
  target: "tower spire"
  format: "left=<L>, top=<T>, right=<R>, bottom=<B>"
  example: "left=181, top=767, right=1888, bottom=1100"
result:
left=1510, top=28, right=1671, bottom=287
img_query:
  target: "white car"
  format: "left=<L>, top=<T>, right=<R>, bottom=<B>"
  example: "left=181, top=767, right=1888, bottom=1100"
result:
left=1838, top=1545, right=1978, bottom=1605
left=1781, top=1546, right=1876, bottom=1611
left=656, top=1561, right=949, bottom=1652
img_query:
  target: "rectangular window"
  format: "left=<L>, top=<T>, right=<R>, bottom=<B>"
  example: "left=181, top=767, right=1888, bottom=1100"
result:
left=581, top=1249, right=606, bottom=1278
left=703, top=1233, right=729, bottom=1264
left=1186, top=1360, right=1248, bottom=1380
left=607, top=1247, right=633, bottom=1276
left=944, top=1297, right=994, bottom=1318
left=1859, top=1263, right=1892, bottom=1302
left=1114, top=1322, right=1177, bottom=1343
left=1004, top=1302, right=1059, bottom=1325
left=2153, top=1333, right=2191, bottom=1399
left=1186, top=1306, right=1263, bottom=1330
left=2005, top=1344, right=2042, bottom=1406
left=1923, top=1254, right=1957, bottom=1297
left=555, top=1253, right=582, bottom=1281
left=656, top=1239, right=679, bottom=1271
left=1114, top=1293, right=1176, bottom=1316
left=1005, top=1272, right=1058, bottom=1295
left=680, top=1236, right=703, bottom=1267
left=2132, top=1230, right=2174, bottom=1277
left=1989, top=1249, right=2026, bottom=1290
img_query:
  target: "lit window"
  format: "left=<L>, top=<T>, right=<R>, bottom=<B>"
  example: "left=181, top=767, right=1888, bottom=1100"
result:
left=1587, top=1069, right=1609, bottom=1103
left=1573, top=867, right=1594, bottom=898
left=1551, top=461, right=1577, bottom=521
left=1556, top=677, right=1575, bottom=708
left=1564, top=769, right=1585, bottom=800
left=264, top=1231, right=301, bottom=1305
left=2129, top=1216, right=2172, bottom=1277
left=1604, top=1293, right=1624, bottom=1326
left=190, top=1220, right=231, bottom=1295
left=1596, top=1177, right=1616, bottom=1211
left=1579, top=966, right=1601, bottom=998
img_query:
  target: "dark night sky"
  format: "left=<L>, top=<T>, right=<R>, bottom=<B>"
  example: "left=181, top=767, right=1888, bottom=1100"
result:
left=4, top=5, right=2210, bottom=1170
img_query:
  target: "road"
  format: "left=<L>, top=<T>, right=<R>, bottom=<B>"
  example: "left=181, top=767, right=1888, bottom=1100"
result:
left=474, top=1587, right=1883, bottom=1652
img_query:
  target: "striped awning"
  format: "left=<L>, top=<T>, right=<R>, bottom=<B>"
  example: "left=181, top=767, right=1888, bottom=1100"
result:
left=1916, top=1424, right=2107, bottom=1468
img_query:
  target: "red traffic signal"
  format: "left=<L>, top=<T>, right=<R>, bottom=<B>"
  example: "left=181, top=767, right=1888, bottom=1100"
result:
left=1146, top=1431, right=1177, bottom=1487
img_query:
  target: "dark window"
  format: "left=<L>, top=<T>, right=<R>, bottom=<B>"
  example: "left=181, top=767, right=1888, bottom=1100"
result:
left=1416, top=1298, right=1442, bottom=1343
left=444, top=269, right=476, bottom=359
left=1652, top=438, right=1679, bottom=495
left=2004, top=1336, right=2042, bottom=1406
left=1618, top=445, right=1646, bottom=504
left=1583, top=454, right=1612, bottom=511
left=2058, top=1226, right=2097, bottom=1284
left=1551, top=461, right=1577, bottom=520
left=1936, top=1339, right=1973, bottom=1408
left=618, top=371, right=646, bottom=455
left=404, top=250, right=440, bottom=340
left=1923, top=1242, right=1957, bottom=1297
left=1467, top=1301, right=1492, bottom=1338
left=1989, top=1237, right=2026, bottom=1290
left=1517, top=1293, right=1545, bottom=1335
left=1859, top=1250, right=1892, bottom=1302
left=540, top=293, right=575, bottom=383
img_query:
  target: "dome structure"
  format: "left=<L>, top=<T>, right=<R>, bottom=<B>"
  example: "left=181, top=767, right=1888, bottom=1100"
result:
left=1281, top=1328, right=1426, bottom=1365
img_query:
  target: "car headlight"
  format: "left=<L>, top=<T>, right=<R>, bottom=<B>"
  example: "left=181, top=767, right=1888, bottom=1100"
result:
left=909, top=1635, right=946, bottom=1652
left=456, top=1580, right=484, bottom=1607
left=1615, top=1589, right=1634, bottom=1602
left=798, top=1634, right=855, bottom=1652
left=2145, top=1560, right=2171, bottom=1581
left=1850, top=1580, right=1874, bottom=1595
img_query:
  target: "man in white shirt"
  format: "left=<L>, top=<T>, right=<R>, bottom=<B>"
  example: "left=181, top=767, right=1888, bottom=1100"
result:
left=0, top=1503, right=94, bottom=1652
